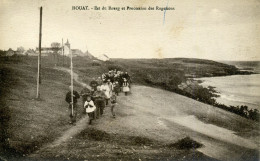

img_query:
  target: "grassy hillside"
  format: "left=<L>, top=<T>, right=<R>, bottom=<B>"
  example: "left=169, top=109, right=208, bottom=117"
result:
left=0, top=56, right=83, bottom=159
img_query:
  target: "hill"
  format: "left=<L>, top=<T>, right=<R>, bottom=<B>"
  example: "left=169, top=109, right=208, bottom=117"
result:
left=221, top=61, right=260, bottom=73
left=0, top=56, right=83, bottom=159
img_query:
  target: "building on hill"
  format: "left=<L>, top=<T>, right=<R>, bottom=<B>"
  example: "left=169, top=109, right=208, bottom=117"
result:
left=71, top=49, right=84, bottom=57
left=16, top=50, right=26, bottom=55
left=33, top=39, right=95, bottom=58
left=97, top=54, right=110, bottom=61
left=25, top=49, right=37, bottom=56
left=64, top=39, right=70, bottom=56
left=6, top=48, right=15, bottom=56
left=36, top=47, right=62, bottom=56
left=85, top=50, right=95, bottom=59
left=5, top=48, right=27, bottom=56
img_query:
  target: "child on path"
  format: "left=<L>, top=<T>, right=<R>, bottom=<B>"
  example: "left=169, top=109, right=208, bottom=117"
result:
left=122, top=78, right=130, bottom=96
left=80, top=85, right=91, bottom=112
left=84, top=95, right=96, bottom=125
left=113, top=81, right=120, bottom=96
left=110, top=93, right=117, bottom=118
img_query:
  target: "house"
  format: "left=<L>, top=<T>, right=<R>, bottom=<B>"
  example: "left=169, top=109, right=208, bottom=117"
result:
left=32, top=39, right=95, bottom=58
left=71, top=49, right=84, bottom=57
left=36, top=47, right=62, bottom=56
left=97, top=54, right=110, bottom=61
left=25, top=49, right=37, bottom=56
left=6, top=48, right=15, bottom=56
left=85, top=50, right=95, bottom=59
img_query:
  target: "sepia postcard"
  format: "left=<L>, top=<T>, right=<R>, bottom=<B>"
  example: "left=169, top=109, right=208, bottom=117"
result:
left=0, top=0, right=259, bottom=160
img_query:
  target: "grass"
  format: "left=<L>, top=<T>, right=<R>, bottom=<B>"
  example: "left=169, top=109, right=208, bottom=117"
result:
left=35, top=127, right=213, bottom=161
left=0, top=56, right=83, bottom=159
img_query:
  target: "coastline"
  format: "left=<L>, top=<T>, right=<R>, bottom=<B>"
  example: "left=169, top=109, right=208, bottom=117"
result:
left=184, top=74, right=260, bottom=121
left=196, top=74, right=260, bottom=109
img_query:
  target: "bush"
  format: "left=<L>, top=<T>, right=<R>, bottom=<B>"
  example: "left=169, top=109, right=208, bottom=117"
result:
left=107, top=64, right=124, bottom=71
left=92, top=62, right=101, bottom=66
left=168, top=137, right=203, bottom=149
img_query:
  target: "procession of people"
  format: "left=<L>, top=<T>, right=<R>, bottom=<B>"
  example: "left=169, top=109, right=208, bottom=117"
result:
left=65, top=69, right=131, bottom=125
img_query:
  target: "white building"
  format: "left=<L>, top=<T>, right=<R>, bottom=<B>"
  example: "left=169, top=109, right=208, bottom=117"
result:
left=97, top=54, right=110, bottom=61
left=64, top=39, right=71, bottom=56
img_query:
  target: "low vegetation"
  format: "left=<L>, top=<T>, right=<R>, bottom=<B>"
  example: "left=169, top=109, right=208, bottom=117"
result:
left=0, top=56, right=83, bottom=159
left=167, top=137, right=203, bottom=150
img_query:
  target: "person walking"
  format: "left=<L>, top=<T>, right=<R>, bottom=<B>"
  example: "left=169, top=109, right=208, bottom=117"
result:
left=93, top=86, right=106, bottom=118
left=113, top=81, right=120, bottom=96
left=80, top=84, right=91, bottom=112
left=65, top=86, right=80, bottom=124
left=89, top=78, right=98, bottom=95
left=96, top=77, right=103, bottom=86
left=122, top=78, right=130, bottom=96
left=110, top=92, right=117, bottom=118
left=100, top=81, right=111, bottom=106
left=84, top=95, right=96, bottom=125
left=107, top=79, right=113, bottom=97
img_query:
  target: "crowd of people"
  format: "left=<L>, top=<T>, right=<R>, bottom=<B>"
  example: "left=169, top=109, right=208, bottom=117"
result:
left=65, top=69, right=131, bottom=125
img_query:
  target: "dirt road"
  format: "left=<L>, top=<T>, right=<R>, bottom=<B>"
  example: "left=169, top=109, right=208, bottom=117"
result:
left=30, top=69, right=259, bottom=161
left=95, top=85, right=259, bottom=161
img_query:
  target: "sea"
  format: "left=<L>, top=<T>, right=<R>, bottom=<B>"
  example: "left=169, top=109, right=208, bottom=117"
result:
left=197, top=74, right=260, bottom=110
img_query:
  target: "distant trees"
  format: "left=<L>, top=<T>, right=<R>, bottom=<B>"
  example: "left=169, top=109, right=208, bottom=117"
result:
left=51, top=42, right=60, bottom=53
left=17, top=46, right=25, bottom=54
left=51, top=42, right=60, bottom=48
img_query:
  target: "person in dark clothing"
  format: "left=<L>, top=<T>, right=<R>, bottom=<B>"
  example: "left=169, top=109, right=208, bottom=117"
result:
left=110, top=93, right=117, bottom=118
left=113, top=81, right=120, bottom=96
left=65, top=86, right=80, bottom=124
left=80, top=85, right=91, bottom=112
left=124, top=72, right=130, bottom=81
left=92, top=86, right=106, bottom=118
left=90, top=79, right=98, bottom=92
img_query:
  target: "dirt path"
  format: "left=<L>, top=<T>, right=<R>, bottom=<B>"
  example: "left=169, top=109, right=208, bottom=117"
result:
left=29, top=67, right=91, bottom=157
left=90, top=86, right=259, bottom=161
left=30, top=69, right=259, bottom=161
left=57, top=67, right=90, bottom=88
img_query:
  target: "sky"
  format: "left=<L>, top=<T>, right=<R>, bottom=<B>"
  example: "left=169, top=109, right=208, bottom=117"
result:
left=0, top=0, right=259, bottom=60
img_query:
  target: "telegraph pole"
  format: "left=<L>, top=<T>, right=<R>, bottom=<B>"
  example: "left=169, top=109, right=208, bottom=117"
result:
left=36, top=6, right=42, bottom=99
left=62, top=38, right=64, bottom=67
left=70, top=46, right=74, bottom=116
